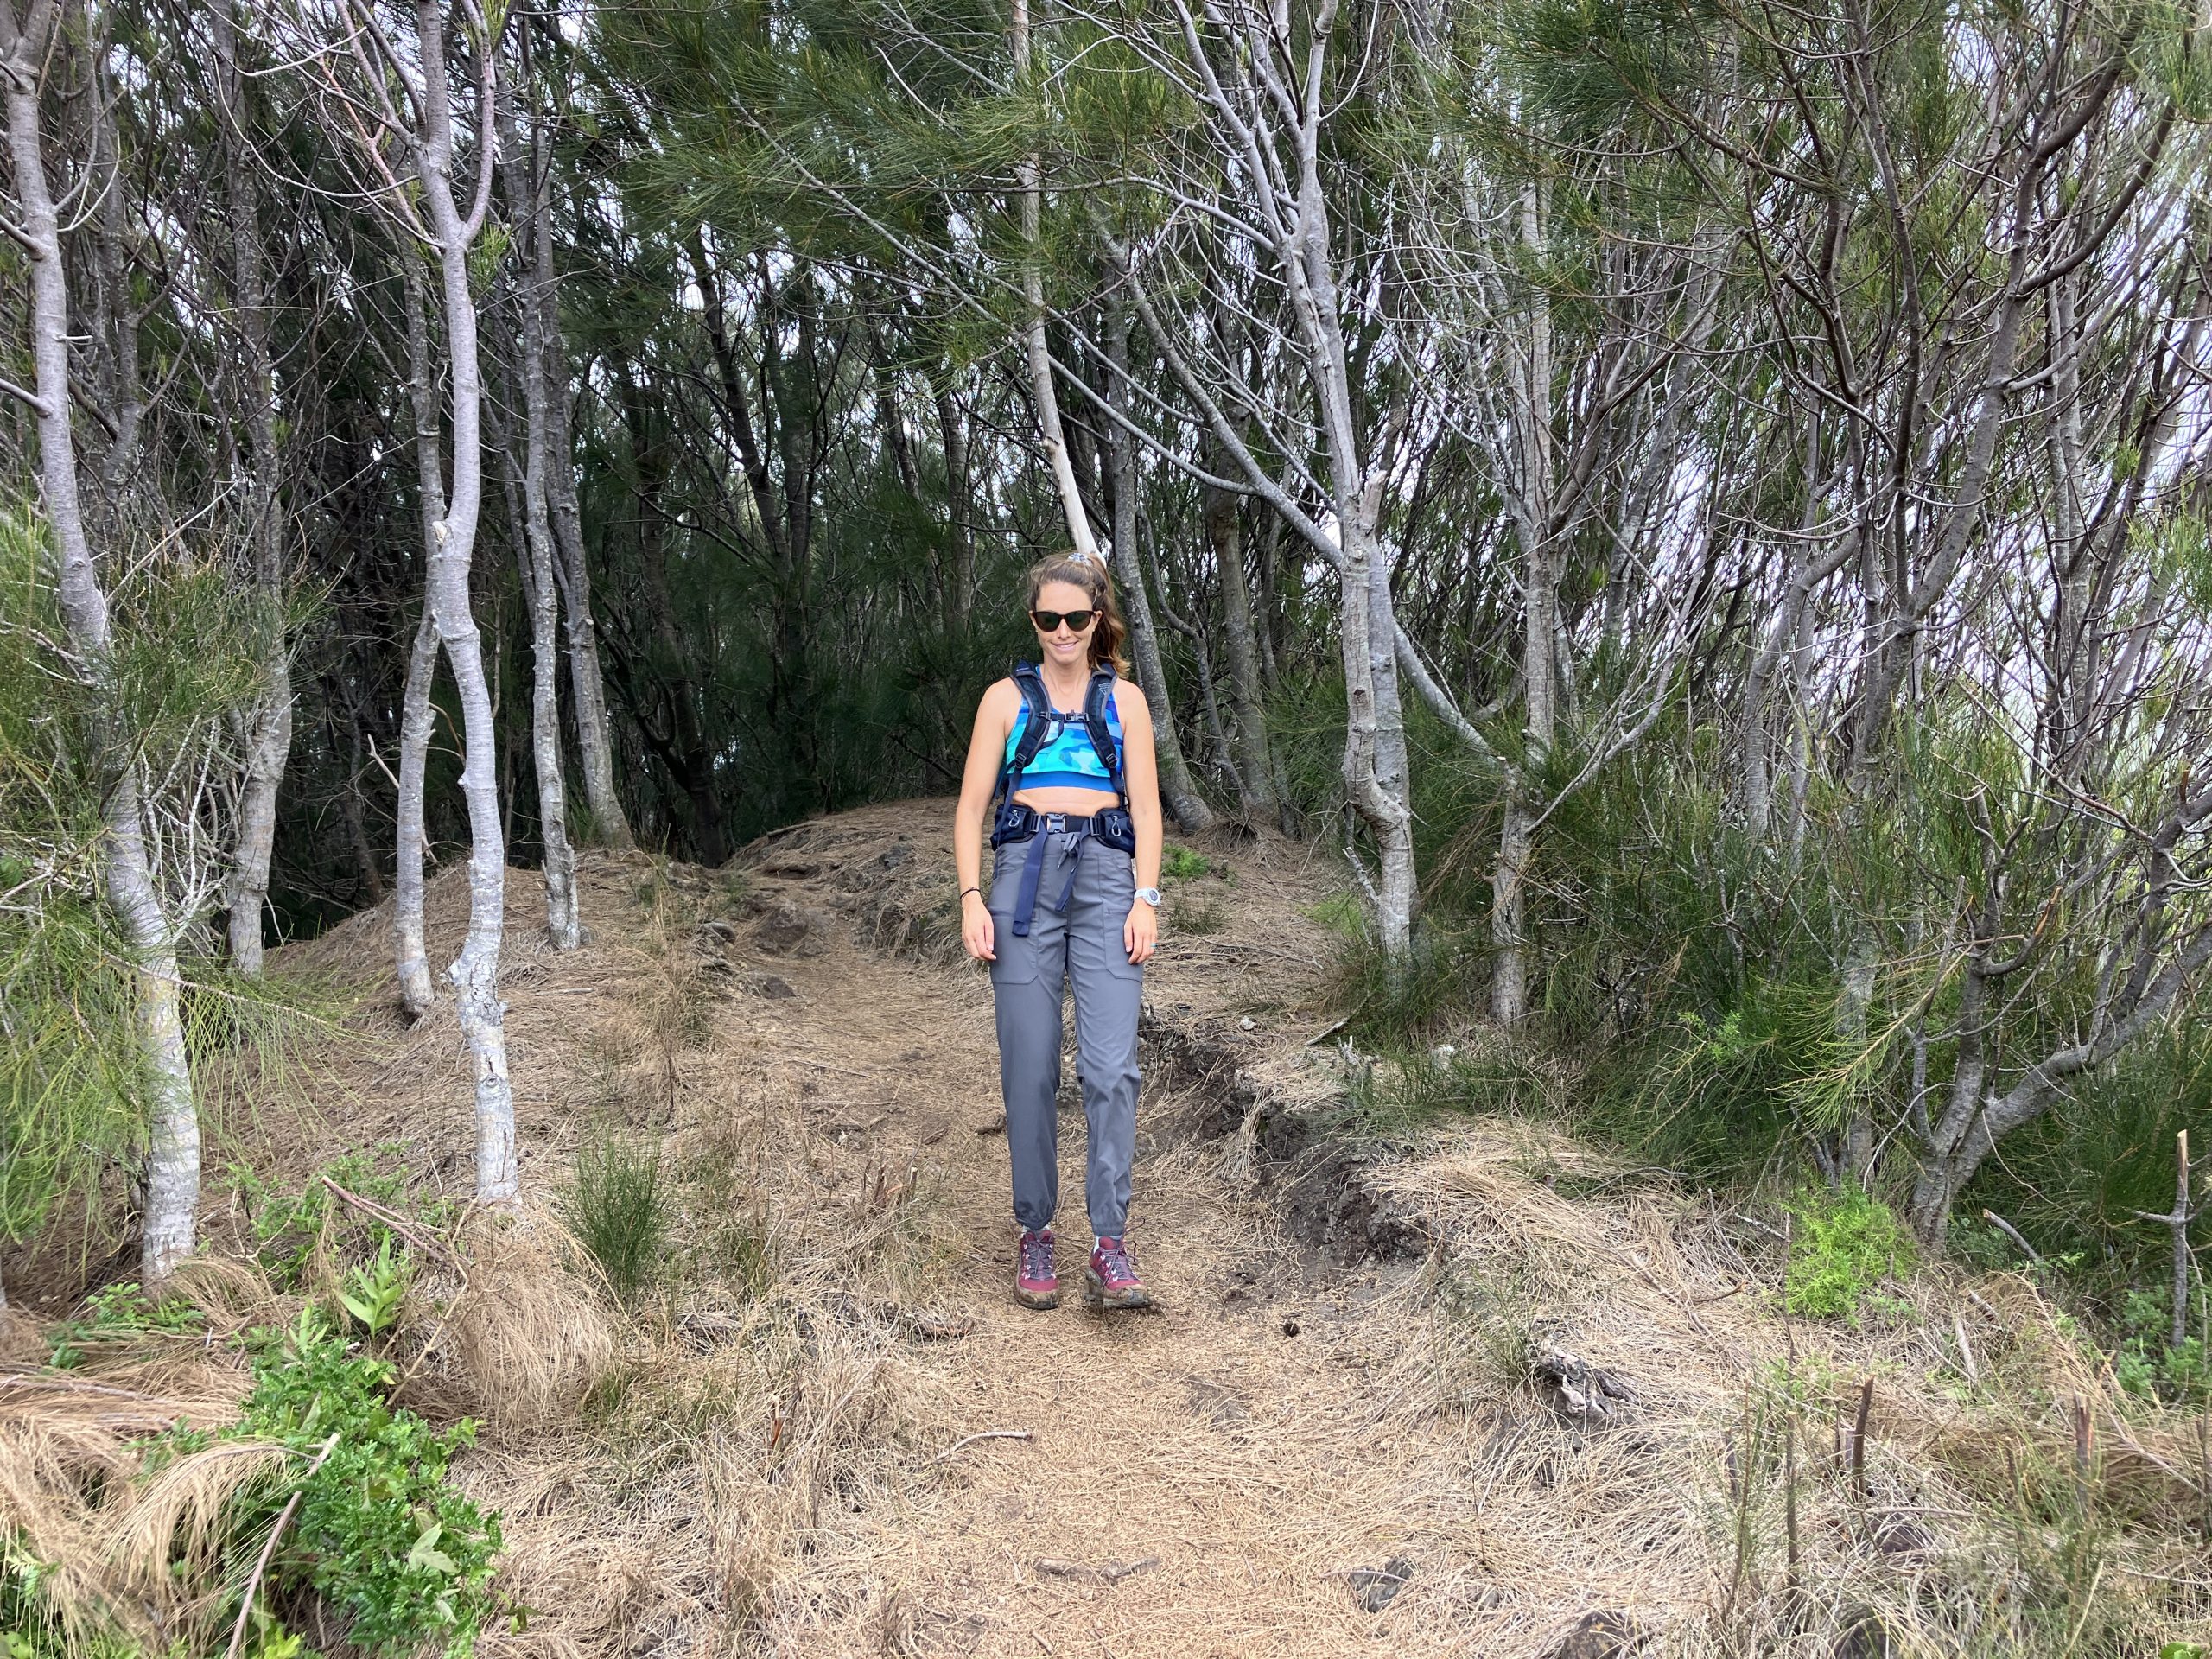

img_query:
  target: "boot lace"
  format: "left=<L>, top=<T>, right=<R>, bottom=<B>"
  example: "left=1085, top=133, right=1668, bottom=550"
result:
left=1095, top=1236, right=1138, bottom=1286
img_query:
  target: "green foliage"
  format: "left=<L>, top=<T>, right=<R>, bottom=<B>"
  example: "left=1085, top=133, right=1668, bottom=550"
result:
left=15, top=1303, right=504, bottom=1657
left=48, top=1280, right=205, bottom=1370
left=220, top=1307, right=503, bottom=1656
left=233, top=1146, right=419, bottom=1289
left=1784, top=1186, right=1913, bottom=1321
left=2111, top=1287, right=2211, bottom=1406
left=1160, top=845, right=1212, bottom=883
left=564, top=1132, right=672, bottom=1301
left=339, top=1236, right=410, bottom=1338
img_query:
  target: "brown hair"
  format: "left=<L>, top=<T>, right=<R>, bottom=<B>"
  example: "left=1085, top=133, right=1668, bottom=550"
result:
left=1025, top=549, right=1129, bottom=675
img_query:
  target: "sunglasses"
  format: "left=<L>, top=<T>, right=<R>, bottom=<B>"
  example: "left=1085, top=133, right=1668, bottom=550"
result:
left=1030, top=608, right=1096, bottom=634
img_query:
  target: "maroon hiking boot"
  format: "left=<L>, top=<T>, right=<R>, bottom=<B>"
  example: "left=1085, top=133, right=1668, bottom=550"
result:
left=1084, top=1236, right=1153, bottom=1310
left=1014, top=1227, right=1060, bottom=1310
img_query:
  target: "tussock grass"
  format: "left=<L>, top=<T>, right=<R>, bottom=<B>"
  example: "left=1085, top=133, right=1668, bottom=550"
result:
left=562, top=1133, right=671, bottom=1304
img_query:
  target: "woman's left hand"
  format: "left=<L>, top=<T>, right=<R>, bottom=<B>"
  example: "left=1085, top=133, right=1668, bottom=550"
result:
left=1124, top=901, right=1158, bottom=965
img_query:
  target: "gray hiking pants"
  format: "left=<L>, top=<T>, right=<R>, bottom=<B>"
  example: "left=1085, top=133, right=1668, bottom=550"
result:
left=988, top=829, right=1144, bottom=1237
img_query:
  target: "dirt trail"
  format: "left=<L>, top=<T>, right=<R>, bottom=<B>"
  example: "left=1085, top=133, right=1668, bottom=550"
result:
left=256, top=800, right=2207, bottom=1658
left=715, top=804, right=1486, bottom=1656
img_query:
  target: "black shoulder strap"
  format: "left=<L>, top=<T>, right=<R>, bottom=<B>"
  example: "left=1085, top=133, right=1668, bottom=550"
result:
left=1083, top=666, right=1128, bottom=804
left=1000, top=662, right=1055, bottom=808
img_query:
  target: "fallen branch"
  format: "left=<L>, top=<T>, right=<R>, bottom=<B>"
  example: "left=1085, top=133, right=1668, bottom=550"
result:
left=1980, top=1209, right=2042, bottom=1263
left=1033, top=1555, right=1157, bottom=1586
left=225, top=1430, right=341, bottom=1659
left=320, top=1176, right=463, bottom=1268
left=937, top=1427, right=1032, bottom=1462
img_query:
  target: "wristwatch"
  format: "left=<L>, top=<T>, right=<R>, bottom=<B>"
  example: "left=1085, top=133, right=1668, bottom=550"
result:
left=1135, top=887, right=1161, bottom=906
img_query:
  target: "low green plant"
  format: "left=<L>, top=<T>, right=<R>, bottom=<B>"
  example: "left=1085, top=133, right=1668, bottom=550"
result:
left=48, top=1280, right=203, bottom=1369
left=1783, top=1185, right=1913, bottom=1320
left=233, top=1146, right=417, bottom=1287
left=339, top=1235, right=409, bottom=1337
left=211, top=1306, right=503, bottom=1656
left=2112, top=1287, right=2212, bottom=1404
left=565, top=1132, right=671, bottom=1301
left=1160, top=845, right=1212, bottom=883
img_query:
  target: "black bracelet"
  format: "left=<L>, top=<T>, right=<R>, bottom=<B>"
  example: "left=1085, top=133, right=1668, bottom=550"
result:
left=959, top=885, right=982, bottom=900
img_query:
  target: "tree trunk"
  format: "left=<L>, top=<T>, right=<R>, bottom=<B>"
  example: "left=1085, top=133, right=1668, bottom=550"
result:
left=1105, top=308, right=1212, bottom=830
left=415, top=1, right=517, bottom=1202
left=1010, top=0, right=1111, bottom=569
left=341, top=706, right=387, bottom=906
left=3, top=5, right=200, bottom=1281
left=1206, top=448, right=1277, bottom=818
left=394, top=257, right=444, bottom=1020
left=933, top=377, right=976, bottom=635
left=529, top=136, right=629, bottom=849
left=1492, top=182, right=1555, bottom=1024
left=497, top=77, right=579, bottom=949
left=215, top=0, right=291, bottom=975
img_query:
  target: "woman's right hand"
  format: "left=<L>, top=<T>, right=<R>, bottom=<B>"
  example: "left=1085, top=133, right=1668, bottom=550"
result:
left=962, top=891, right=995, bottom=962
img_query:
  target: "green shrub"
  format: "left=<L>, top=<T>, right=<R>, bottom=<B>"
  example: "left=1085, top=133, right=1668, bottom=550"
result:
left=232, top=1146, right=431, bottom=1289
left=565, top=1133, right=671, bottom=1301
left=1784, top=1185, right=1913, bottom=1320
left=2112, top=1287, right=2212, bottom=1405
left=1160, top=845, right=1212, bottom=883
left=225, top=1307, right=502, bottom=1656
left=48, top=1281, right=203, bottom=1369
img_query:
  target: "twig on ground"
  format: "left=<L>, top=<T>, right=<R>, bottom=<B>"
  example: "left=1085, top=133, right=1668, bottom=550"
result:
left=226, top=1430, right=341, bottom=1659
left=938, top=1427, right=1033, bottom=1461
left=1033, top=1556, right=1157, bottom=1586
left=320, top=1176, right=463, bottom=1267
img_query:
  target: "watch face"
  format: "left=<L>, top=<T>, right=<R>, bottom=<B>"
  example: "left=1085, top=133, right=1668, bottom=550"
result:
left=1136, top=887, right=1161, bottom=905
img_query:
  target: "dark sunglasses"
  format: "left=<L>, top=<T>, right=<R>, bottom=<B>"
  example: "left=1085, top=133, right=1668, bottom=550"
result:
left=1030, top=608, right=1096, bottom=633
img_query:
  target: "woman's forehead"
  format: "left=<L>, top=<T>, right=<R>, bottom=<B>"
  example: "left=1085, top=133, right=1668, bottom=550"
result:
left=1034, top=579, right=1092, bottom=610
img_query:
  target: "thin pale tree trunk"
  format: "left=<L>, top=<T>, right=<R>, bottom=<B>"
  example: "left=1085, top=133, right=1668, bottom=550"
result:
left=532, top=167, right=630, bottom=849
left=3, top=3, right=199, bottom=1281
left=215, top=0, right=291, bottom=975
left=1205, top=442, right=1278, bottom=819
left=414, top=1, right=518, bottom=1202
left=497, top=79, right=578, bottom=948
left=394, top=257, right=443, bottom=1020
left=1491, top=182, right=1555, bottom=1026
left=1105, top=307, right=1212, bottom=829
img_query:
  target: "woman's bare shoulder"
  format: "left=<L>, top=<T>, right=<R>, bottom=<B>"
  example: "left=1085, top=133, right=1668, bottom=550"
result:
left=977, top=677, right=1022, bottom=724
left=1113, top=677, right=1151, bottom=719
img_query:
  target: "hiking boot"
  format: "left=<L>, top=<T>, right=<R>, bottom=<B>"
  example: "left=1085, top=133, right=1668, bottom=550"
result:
left=1084, top=1236, right=1153, bottom=1310
left=1014, top=1227, right=1061, bottom=1310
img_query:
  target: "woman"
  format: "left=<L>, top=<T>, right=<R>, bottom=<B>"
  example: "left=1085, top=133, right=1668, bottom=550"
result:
left=954, top=550, right=1164, bottom=1312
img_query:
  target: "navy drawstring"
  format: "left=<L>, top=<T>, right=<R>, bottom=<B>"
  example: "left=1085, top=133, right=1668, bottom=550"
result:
left=1007, top=817, right=1098, bottom=938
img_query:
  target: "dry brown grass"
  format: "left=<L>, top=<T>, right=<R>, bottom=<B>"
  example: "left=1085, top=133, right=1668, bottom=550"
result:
left=445, top=1207, right=620, bottom=1434
left=9, top=807, right=2210, bottom=1656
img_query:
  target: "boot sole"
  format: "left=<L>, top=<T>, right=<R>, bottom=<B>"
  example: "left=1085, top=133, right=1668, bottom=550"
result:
left=1083, top=1268, right=1154, bottom=1311
left=1014, top=1284, right=1062, bottom=1310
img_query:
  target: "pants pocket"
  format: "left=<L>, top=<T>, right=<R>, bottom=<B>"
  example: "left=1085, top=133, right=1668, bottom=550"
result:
left=989, top=919, right=1040, bottom=985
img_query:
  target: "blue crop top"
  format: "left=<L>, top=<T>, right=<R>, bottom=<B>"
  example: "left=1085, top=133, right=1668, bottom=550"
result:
left=1003, top=691, right=1124, bottom=795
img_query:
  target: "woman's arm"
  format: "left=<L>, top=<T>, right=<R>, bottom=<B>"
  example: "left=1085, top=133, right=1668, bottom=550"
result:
left=954, top=681, right=1018, bottom=962
left=1117, top=679, right=1163, bottom=965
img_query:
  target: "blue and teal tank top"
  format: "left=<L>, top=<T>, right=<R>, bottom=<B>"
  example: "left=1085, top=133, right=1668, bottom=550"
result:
left=1003, top=691, right=1124, bottom=794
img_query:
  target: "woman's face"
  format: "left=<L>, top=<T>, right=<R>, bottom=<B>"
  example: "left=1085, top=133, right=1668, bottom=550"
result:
left=1031, top=579, right=1098, bottom=668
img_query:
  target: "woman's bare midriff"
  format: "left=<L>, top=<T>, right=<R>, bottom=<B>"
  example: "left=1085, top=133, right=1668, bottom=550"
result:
left=1013, top=785, right=1122, bottom=816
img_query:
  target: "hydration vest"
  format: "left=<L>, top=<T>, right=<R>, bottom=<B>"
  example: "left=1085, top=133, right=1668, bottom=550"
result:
left=995, top=661, right=1128, bottom=817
